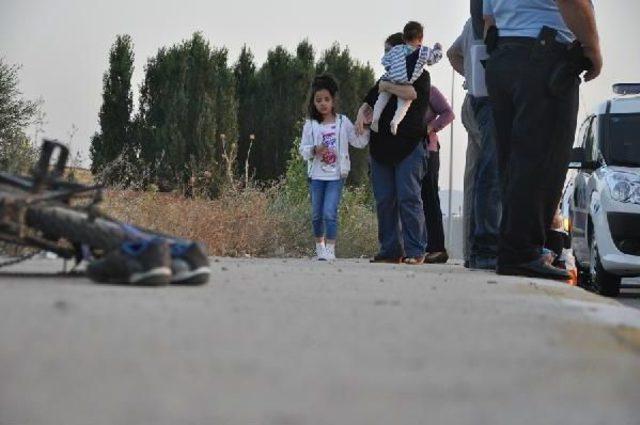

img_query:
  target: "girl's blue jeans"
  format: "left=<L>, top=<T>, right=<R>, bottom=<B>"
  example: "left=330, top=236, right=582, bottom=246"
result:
left=310, top=179, right=344, bottom=240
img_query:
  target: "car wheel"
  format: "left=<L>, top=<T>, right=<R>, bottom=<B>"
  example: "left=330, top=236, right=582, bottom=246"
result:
left=589, top=232, right=621, bottom=297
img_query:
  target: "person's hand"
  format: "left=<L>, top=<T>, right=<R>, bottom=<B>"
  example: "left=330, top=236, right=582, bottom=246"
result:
left=315, top=144, right=329, bottom=158
left=583, top=45, right=603, bottom=82
left=356, top=104, right=373, bottom=135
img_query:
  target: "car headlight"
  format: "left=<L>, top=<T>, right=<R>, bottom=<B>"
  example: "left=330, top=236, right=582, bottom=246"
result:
left=612, top=181, right=632, bottom=201
left=606, top=172, right=640, bottom=204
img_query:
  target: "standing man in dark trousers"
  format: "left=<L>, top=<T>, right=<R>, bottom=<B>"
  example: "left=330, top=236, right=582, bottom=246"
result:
left=448, top=19, right=481, bottom=268
left=449, top=17, right=502, bottom=270
left=483, top=0, right=602, bottom=279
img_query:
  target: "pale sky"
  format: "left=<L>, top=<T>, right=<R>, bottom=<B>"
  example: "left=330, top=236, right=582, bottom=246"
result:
left=1, top=0, right=639, bottom=190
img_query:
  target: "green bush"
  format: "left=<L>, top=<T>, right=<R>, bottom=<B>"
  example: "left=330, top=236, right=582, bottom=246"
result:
left=0, top=132, right=37, bottom=174
left=0, top=58, right=40, bottom=175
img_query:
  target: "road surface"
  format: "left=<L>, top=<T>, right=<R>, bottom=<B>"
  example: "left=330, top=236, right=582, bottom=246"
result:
left=621, top=278, right=640, bottom=310
left=1, top=258, right=639, bottom=425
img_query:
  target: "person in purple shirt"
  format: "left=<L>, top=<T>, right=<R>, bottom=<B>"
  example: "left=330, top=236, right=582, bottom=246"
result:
left=422, top=86, right=455, bottom=264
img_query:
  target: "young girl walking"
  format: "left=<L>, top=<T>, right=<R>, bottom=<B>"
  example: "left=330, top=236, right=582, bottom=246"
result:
left=299, top=75, right=369, bottom=261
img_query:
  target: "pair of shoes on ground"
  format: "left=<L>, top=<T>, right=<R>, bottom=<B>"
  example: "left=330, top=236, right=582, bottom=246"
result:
left=87, top=239, right=211, bottom=286
left=369, top=254, right=428, bottom=265
left=315, top=243, right=336, bottom=262
left=405, top=250, right=452, bottom=265
left=496, top=255, right=571, bottom=281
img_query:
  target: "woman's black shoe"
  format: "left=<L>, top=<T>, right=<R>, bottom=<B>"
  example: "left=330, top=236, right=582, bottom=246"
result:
left=370, top=255, right=403, bottom=264
left=424, top=251, right=449, bottom=264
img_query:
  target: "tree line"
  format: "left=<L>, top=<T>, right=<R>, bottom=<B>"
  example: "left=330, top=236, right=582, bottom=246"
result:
left=0, top=58, right=41, bottom=174
left=90, top=33, right=375, bottom=195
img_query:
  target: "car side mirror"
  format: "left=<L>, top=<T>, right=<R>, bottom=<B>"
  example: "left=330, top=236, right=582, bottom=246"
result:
left=568, top=147, right=598, bottom=170
left=568, top=147, right=586, bottom=169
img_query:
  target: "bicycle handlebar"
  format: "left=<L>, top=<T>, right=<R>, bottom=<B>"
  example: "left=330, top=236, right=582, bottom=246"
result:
left=32, top=139, right=70, bottom=193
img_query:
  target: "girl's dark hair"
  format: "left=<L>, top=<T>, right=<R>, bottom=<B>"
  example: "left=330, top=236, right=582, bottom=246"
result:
left=385, top=32, right=404, bottom=48
left=308, top=74, right=339, bottom=123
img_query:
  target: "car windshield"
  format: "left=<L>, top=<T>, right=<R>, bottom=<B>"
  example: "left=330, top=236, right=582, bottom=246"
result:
left=607, top=113, right=640, bottom=167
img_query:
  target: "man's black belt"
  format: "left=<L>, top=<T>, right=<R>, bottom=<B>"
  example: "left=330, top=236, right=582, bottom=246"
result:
left=497, top=36, right=536, bottom=46
left=497, top=36, right=569, bottom=49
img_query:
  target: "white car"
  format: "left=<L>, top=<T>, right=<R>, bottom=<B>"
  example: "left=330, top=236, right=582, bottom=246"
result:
left=564, top=83, right=640, bottom=296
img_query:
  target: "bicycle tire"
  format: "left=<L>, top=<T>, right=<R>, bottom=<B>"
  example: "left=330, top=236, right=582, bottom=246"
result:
left=26, top=204, right=129, bottom=252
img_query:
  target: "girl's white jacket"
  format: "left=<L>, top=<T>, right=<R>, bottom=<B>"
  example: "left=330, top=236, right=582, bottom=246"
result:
left=299, top=115, right=370, bottom=179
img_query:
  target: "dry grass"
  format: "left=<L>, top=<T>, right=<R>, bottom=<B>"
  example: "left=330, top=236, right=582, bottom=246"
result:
left=101, top=185, right=379, bottom=258
left=102, top=188, right=280, bottom=257
left=61, top=137, right=378, bottom=258
left=66, top=167, right=93, bottom=185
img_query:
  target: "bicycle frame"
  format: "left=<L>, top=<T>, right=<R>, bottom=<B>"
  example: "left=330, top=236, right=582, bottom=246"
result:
left=0, top=140, right=104, bottom=258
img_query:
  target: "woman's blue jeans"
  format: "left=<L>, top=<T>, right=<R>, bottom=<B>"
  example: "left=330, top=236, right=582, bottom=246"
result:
left=370, top=143, right=428, bottom=258
left=310, top=179, right=344, bottom=240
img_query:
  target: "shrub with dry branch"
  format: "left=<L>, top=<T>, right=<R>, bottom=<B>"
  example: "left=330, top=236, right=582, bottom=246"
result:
left=101, top=182, right=378, bottom=258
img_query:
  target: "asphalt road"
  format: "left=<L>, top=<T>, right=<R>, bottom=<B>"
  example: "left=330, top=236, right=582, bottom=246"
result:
left=1, top=258, right=639, bottom=425
left=621, top=278, right=640, bottom=310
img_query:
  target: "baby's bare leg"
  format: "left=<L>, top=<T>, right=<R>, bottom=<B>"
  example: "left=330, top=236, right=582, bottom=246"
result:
left=371, top=91, right=392, bottom=133
left=390, top=98, right=413, bottom=135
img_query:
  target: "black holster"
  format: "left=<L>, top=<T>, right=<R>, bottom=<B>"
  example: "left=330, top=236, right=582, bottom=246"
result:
left=485, top=26, right=499, bottom=54
left=537, top=26, right=593, bottom=97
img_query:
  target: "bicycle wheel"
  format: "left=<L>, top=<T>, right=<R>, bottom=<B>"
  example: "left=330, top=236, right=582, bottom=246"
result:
left=26, top=204, right=129, bottom=252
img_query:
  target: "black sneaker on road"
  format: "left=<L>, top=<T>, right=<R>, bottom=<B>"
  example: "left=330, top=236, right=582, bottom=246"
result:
left=170, top=242, right=211, bottom=285
left=87, top=239, right=172, bottom=286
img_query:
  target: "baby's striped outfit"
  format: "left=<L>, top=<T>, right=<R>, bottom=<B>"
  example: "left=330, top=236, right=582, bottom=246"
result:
left=371, top=43, right=443, bottom=136
left=381, top=44, right=443, bottom=84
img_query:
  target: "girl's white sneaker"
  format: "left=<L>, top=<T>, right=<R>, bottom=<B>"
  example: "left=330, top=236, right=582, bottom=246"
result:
left=325, top=244, right=336, bottom=261
left=316, top=243, right=327, bottom=261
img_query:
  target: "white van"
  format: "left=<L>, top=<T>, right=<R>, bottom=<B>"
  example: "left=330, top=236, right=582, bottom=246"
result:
left=563, top=83, right=640, bottom=296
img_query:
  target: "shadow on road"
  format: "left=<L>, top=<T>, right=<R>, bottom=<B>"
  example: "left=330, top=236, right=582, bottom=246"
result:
left=0, top=271, right=168, bottom=288
left=0, top=271, right=86, bottom=279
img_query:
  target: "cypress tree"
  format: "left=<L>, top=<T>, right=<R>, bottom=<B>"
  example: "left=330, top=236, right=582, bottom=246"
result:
left=251, top=41, right=314, bottom=181
left=90, top=34, right=135, bottom=182
left=234, top=45, right=257, bottom=175
left=137, top=33, right=238, bottom=193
